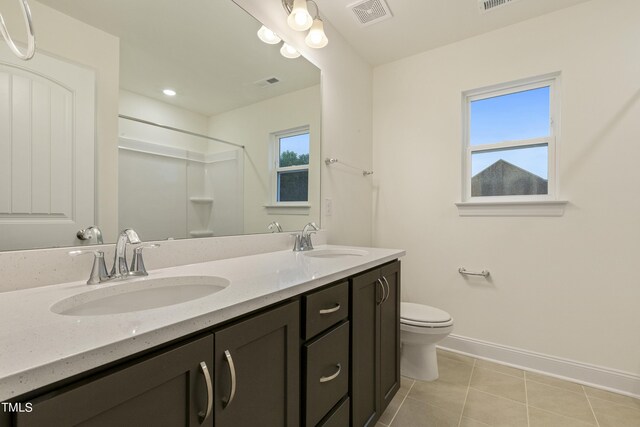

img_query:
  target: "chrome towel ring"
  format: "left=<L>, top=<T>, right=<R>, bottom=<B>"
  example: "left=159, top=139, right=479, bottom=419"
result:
left=0, top=0, right=35, bottom=60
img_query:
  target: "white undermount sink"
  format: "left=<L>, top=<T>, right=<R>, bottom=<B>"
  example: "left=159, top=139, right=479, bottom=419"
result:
left=51, top=276, right=230, bottom=316
left=304, top=249, right=368, bottom=258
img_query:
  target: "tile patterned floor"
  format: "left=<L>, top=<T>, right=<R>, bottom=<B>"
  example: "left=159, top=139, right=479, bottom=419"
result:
left=377, top=349, right=640, bottom=427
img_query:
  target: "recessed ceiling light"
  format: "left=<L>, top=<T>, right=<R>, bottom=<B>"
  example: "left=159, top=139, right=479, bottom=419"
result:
left=163, top=89, right=177, bottom=96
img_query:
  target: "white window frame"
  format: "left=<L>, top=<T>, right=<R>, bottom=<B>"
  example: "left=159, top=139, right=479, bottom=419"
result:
left=461, top=74, right=561, bottom=205
left=269, top=126, right=311, bottom=207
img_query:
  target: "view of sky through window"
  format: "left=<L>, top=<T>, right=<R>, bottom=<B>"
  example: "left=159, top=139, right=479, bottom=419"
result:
left=279, top=134, right=309, bottom=158
left=470, top=86, right=550, bottom=146
left=277, top=132, right=310, bottom=202
left=470, top=86, right=550, bottom=178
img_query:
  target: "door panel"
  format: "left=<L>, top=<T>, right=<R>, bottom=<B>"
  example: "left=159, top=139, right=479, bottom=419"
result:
left=214, top=301, right=300, bottom=427
left=0, top=49, right=95, bottom=251
left=351, top=269, right=381, bottom=427
left=380, top=261, right=401, bottom=410
left=16, top=335, right=214, bottom=427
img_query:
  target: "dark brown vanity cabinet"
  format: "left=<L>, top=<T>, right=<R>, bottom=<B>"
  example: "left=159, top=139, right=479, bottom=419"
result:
left=351, top=261, right=401, bottom=427
left=15, top=335, right=215, bottom=427
left=9, top=260, right=401, bottom=427
left=213, top=301, right=300, bottom=427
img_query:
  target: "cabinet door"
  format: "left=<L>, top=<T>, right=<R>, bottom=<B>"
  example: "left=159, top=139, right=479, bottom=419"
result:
left=351, top=269, right=383, bottom=427
left=351, top=261, right=401, bottom=427
left=15, top=335, right=214, bottom=427
left=379, top=261, right=401, bottom=410
left=214, top=301, right=300, bottom=427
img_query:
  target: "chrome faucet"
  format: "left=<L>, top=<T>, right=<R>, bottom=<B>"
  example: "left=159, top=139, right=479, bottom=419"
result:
left=293, top=222, right=319, bottom=251
left=111, top=229, right=141, bottom=278
left=76, top=225, right=104, bottom=244
left=268, top=221, right=283, bottom=233
left=70, top=229, right=159, bottom=285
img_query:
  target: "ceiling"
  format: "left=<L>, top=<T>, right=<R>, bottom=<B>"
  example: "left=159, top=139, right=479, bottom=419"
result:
left=36, top=0, right=320, bottom=116
left=31, top=0, right=594, bottom=113
left=317, top=0, right=592, bottom=65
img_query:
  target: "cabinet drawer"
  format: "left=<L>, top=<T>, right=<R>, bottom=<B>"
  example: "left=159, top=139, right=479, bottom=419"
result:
left=304, top=281, right=348, bottom=339
left=318, top=397, right=350, bottom=427
left=305, top=321, right=349, bottom=427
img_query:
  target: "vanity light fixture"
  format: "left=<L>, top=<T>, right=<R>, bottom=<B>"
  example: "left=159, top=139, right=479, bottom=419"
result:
left=257, top=25, right=281, bottom=44
left=162, top=88, right=176, bottom=96
left=282, top=0, right=328, bottom=49
left=280, top=43, right=301, bottom=59
left=305, top=17, right=328, bottom=49
left=286, top=0, right=313, bottom=31
left=256, top=0, right=328, bottom=58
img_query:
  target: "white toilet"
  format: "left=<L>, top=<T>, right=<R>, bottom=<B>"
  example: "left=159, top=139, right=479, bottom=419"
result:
left=400, top=302, right=454, bottom=381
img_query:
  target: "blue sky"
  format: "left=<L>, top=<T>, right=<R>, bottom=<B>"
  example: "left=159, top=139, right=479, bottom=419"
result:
left=470, top=86, right=550, bottom=178
left=280, top=133, right=309, bottom=156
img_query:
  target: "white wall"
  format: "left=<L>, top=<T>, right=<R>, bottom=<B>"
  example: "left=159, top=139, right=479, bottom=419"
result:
left=119, top=150, right=188, bottom=240
left=119, top=90, right=211, bottom=153
left=118, top=91, right=243, bottom=239
left=233, top=0, right=374, bottom=246
left=373, top=0, right=640, bottom=376
left=2, top=1, right=120, bottom=241
left=205, top=152, right=244, bottom=236
left=209, top=85, right=320, bottom=234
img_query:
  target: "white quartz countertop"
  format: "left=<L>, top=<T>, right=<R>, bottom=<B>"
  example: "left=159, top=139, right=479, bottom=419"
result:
left=0, top=245, right=404, bottom=400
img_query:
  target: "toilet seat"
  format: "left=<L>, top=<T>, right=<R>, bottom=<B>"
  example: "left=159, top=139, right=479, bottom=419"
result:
left=401, top=302, right=453, bottom=328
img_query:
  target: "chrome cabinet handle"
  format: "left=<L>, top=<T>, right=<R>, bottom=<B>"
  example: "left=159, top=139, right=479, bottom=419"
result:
left=376, top=278, right=386, bottom=305
left=319, top=303, right=341, bottom=315
left=198, top=361, right=213, bottom=422
left=382, top=276, right=391, bottom=303
left=319, top=363, right=342, bottom=383
left=223, top=350, right=237, bottom=408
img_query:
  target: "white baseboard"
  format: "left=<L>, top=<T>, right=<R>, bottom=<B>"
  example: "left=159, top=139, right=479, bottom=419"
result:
left=439, top=334, right=640, bottom=399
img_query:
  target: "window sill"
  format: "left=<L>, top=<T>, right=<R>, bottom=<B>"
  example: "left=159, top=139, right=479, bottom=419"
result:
left=264, top=203, right=310, bottom=208
left=263, top=203, right=311, bottom=215
left=455, top=200, right=568, bottom=217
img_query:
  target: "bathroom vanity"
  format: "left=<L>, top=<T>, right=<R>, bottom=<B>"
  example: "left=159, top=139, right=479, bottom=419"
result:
left=0, top=246, right=403, bottom=427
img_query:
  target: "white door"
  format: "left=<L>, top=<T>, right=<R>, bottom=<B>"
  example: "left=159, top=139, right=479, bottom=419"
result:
left=0, top=50, right=96, bottom=251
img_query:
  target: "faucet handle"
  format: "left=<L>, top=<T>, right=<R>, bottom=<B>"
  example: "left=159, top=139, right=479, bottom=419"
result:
left=303, top=231, right=317, bottom=250
left=69, top=250, right=109, bottom=285
left=76, top=226, right=104, bottom=244
left=268, top=221, right=283, bottom=233
left=130, top=243, right=160, bottom=276
left=290, top=233, right=304, bottom=251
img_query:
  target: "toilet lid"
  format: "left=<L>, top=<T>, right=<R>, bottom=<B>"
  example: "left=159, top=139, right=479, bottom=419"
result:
left=401, top=302, right=452, bottom=324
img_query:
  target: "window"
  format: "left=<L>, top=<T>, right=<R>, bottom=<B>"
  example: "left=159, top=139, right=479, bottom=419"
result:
left=462, top=75, right=559, bottom=203
left=271, top=127, right=310, bottom=205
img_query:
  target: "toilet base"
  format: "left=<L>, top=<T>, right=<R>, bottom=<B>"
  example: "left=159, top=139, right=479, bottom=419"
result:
left=401, top=342, right=439, bottom=381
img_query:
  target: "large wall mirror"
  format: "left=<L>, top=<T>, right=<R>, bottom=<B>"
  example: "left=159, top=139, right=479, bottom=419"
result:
left=0, top=0, right=321, bottom=251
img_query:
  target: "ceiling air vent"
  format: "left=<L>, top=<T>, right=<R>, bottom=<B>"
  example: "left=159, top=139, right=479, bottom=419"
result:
left=348, top=0, right=393, bottom=27
left=478, top=0, right=521, bottom=14
left=254, top=77, right=280, bottom=88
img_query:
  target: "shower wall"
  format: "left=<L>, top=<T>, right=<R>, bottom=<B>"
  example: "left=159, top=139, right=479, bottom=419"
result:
left=118, top=91, right=243, bottom=241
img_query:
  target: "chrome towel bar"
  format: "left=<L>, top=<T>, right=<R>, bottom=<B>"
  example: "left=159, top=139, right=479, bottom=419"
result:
left=458, top=267, right=490, bottom=278
left=325, top=158, right=373, bottom=176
